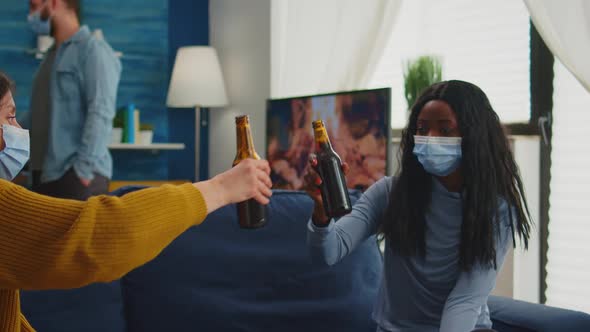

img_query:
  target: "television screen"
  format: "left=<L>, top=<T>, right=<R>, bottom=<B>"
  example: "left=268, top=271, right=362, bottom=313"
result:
left=266, top=88, right=391, bottom=191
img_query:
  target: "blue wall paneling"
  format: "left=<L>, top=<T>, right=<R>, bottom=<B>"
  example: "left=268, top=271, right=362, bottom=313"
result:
left=86, top=0, right=171, bottom=181
left=168, top=0, right=210, bottom=182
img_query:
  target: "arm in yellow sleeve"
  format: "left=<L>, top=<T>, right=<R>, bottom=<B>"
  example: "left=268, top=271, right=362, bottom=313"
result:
left=0, top=289, right=19, bottom=331
left=0, top=180, right=207, bottom=290
left=0, top=289, right=34, bottom=332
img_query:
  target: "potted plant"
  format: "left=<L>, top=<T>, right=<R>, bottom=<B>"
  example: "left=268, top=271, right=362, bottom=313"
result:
left=111, top=113, right=124, bottom=144
left=139, top=123, right=154, bottom=145
left=403, top=55, right=442, bottom=109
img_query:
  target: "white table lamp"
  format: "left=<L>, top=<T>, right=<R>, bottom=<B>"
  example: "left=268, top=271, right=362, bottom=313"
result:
left=166, top=46, right=228, bottom=180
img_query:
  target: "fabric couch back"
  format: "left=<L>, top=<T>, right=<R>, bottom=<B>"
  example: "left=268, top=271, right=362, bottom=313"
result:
left=20, top=280, right=126, bottom=331
left=122, top=189, right=383, bottom=332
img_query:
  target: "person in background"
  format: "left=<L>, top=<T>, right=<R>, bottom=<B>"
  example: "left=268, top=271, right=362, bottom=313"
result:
left=0, top=72, right=273, bottom=331
left=305, top=80, right=532, bottom=332
left=21, top=0, right=121, bottom=199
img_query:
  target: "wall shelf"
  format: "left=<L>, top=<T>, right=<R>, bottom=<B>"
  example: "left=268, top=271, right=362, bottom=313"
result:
left=108, top=143, right=185, bottom=150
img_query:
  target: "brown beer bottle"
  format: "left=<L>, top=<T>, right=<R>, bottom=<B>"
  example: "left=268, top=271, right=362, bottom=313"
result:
left=312, top=120, right=352, bottom=218
left=233, top=115, right=266, bottom=229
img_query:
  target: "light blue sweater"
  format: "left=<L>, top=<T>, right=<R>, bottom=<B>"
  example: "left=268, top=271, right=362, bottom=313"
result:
left=307, top=176, right=511, bottom=332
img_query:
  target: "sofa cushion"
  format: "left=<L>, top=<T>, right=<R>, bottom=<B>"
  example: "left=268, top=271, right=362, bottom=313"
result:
left=122, top=189, right=383, bottom=332
left=489, top=295, right=590, bottom=332
left=20, top=282, right=126, bottom=332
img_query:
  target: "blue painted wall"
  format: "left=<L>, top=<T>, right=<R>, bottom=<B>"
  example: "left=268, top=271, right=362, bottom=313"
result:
left=168, top=0, right=210, bottom=182
left=0, top=2, right=39, bottom=120
left=86, top=0, right=172, bottom=181
left=0, top=0, right=211, bottom=182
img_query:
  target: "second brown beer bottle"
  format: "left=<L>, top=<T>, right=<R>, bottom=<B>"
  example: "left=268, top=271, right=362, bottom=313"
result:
left=312, top=119, right=352, bottom=218
left=233, top=115, right=267, bottom=229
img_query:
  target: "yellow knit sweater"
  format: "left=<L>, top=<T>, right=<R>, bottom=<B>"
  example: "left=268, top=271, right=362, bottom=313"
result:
left=0, top=180, right=207, bottom=331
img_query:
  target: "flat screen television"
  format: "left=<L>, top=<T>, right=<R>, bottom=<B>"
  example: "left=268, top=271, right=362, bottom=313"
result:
left=266, top=87, right=391, bottom=192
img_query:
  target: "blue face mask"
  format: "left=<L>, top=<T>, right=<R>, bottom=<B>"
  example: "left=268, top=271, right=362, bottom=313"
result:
left=413, top=135, right=462, bottom=177
left=27, top=10, right=51, bottom=36
left=0, top=124, right=30, bottom=180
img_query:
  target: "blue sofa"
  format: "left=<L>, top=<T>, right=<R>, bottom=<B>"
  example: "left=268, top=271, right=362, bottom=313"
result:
left=20, top=188, right=590, bottom=332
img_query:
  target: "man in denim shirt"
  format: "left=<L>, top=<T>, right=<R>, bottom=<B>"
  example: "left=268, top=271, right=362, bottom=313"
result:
left=22, top=0, right=121, bottom=200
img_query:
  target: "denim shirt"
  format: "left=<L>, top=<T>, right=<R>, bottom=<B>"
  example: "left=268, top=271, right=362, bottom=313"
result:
left=22, top=26, right=121, bottom=182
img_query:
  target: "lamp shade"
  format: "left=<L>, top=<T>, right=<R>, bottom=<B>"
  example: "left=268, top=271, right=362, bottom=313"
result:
left=166, top=46, right=228, bottom=108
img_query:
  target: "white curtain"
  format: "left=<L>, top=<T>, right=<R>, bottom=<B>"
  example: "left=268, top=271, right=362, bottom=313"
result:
left=523, top=0, right=590, bottom=92
left=523, top=0, right=590, bottom=313
left=545, top=59, right=590, bottom=314
left=271, top=0, right=402, bottom=98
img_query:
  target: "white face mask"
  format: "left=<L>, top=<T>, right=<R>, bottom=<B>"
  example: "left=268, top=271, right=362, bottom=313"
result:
left=413, top=135, right=462, bottom=177
left=27, top=1, right=51, bottom=36
left=0, top=124, right=30, bottom=180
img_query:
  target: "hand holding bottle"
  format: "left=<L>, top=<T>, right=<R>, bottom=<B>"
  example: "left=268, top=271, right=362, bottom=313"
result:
left=232, top=115, right=268, bottom=228
left=193, top=158, right=272, bottom=215
left=303, top=154, right=350, bottom=226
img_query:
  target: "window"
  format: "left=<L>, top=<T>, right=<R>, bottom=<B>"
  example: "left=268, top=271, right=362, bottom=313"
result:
left=545, top=59, right=590, bottom=313
left=369, top=0, right=531, bottom=128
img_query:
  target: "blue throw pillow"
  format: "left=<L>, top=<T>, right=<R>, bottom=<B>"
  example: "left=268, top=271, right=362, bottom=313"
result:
left=122, top=189, right=383, bottom=332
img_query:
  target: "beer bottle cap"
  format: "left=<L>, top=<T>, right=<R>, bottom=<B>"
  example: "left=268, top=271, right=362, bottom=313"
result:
left=312, top=120, right=324, bottom=129
left=236, top=115, right=250, bottom=124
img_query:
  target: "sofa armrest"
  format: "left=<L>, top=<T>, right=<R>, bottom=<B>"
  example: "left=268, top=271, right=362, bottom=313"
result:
left=489, top=295, right=590, bottom=332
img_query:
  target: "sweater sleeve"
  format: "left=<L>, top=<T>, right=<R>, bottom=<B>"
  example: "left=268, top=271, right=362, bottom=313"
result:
left=0, top=290, right=34, bottom=332
left=0, top=180, right=207, bottom=290
left=0, top=289, right=19, bottom=331
left=307, top=177, right=391, bottom=265
left=439, top=203, right=513, bottom=332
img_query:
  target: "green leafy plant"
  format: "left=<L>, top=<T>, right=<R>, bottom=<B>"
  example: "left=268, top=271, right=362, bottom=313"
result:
left=403, top=55, right=442, bottom=109
left=113, top=112, right=125, bottom=128
left=140, top=123, right=154, bottom=131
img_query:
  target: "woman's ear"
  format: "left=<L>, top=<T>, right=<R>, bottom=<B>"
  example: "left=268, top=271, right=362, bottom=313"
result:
left=45, top=0, right=59, bottom=16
